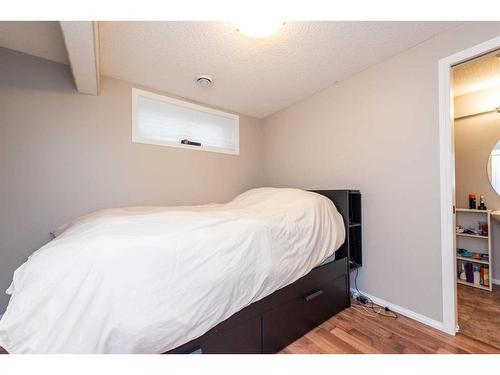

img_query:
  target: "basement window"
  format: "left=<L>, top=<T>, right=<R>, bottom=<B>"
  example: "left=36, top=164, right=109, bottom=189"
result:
left=132, top=88, right=239, bottom=155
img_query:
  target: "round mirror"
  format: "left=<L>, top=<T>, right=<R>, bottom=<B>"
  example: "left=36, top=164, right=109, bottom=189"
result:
left=487, top=140, right=500, bottom=195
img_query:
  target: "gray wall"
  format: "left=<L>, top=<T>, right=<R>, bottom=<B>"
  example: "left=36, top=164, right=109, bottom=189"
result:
left=454, top=89, right=500, bottom=280
left=0, top=47, right=265, bottom=311
left=263, top=22, right=500, bottom=322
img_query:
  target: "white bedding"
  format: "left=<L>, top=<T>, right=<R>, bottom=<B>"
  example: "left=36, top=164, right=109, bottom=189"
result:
left=0, top=188, right=345, bottom=353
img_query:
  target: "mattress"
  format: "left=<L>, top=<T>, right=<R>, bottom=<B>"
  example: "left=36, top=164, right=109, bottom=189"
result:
left=0, top=188, right=345, bottom=353
left=319, top=252, right=336, bottom=265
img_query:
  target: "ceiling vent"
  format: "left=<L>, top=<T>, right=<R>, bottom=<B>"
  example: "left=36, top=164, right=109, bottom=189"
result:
left=195, top=75, right=213, bottom=88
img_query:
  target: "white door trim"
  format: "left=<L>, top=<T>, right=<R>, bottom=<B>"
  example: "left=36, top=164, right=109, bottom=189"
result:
left=438, top=35, right=500, bottom=335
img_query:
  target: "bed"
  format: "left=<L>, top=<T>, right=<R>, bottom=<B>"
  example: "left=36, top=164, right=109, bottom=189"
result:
left=0, top=188, right=351, bottom=354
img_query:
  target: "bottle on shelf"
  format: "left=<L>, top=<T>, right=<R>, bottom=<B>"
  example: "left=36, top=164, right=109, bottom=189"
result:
left=466, top=263, right=474, bottom=283
left=459, top=263, right=466, bottom=281
left=469, top=194, right=477, bottom=210
left=478, top=195, right=487, bottom=210
left=473, top=266, right=480, bottom=285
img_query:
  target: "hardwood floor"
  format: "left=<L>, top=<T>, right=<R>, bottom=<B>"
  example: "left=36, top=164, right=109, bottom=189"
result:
left=458, top=283, right=500, bottom=349
left=281, top=300, right=500, bottom=354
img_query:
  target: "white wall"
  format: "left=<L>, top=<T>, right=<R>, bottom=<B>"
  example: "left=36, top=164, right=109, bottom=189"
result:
left=0, top=47, right=265, bottom=311
left=263, top=22, right=500, bottom=322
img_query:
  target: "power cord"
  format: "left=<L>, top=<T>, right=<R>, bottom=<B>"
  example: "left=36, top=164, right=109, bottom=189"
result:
left=351, top=262, right=397, bottom=319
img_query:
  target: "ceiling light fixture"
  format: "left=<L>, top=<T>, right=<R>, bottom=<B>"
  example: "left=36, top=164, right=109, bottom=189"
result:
left=232, top=20, right=285, bottom=38
left=195, top=75, right=213, bottom=88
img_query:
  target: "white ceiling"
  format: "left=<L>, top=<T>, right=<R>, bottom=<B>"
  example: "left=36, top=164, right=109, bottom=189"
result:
left=453, top=51, right=500, bottom=97
left=0, top=21, right=68, bottom=64
left=0, top=21, right=461, bottom=118
left=99, top=21, right=460, bottom=118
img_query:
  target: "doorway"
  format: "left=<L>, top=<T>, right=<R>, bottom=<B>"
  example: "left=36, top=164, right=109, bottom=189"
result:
left=439, top=36, right=500, bottom=342
left=452, top=49, right=500, bottom=347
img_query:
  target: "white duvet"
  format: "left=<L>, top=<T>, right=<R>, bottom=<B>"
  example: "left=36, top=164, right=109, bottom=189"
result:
left=0, top=188, right=345, bottom=353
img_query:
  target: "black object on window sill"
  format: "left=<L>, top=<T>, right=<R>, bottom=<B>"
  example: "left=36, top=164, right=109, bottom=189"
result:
left=181, top=139, right=201, bottom=147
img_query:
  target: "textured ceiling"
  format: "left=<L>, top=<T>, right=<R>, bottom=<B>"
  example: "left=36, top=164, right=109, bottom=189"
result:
left=453, top=51, right=500, bottom=97
left=0, top=21, right=68, bottom=64
left=99, top=21, right=460, bottom=118
left=0, top=21, right=462, bottom=118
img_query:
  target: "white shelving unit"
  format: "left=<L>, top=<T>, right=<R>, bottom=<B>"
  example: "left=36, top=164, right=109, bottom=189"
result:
left=455, top=208, right=493, bottom=291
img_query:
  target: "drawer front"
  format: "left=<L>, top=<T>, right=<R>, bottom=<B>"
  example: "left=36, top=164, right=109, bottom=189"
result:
left=198, top=315, right=262, bottom=354
left=262, top=275, right=348, bottom=353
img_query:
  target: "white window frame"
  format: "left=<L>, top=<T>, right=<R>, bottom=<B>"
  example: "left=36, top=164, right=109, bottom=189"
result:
left=131, top=88, right=240, bottom=155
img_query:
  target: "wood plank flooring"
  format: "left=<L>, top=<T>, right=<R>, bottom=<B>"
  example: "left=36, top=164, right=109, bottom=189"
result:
left=457, top=283, right=500, bottom=349
left=281, top=300, right=500, bottom=354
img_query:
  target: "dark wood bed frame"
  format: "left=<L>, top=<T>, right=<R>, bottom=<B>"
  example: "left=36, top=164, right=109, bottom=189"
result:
left=167, top=189, right=358, bottom=354
left=0, top=190, right=359, bottom=355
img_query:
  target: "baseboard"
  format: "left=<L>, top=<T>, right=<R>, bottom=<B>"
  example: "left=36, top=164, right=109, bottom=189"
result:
left=350, top=288, right=444, bottom=332
left=492, top=279, right=500, bottom=285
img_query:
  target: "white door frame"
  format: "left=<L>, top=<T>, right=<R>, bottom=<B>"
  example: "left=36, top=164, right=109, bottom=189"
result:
left=439, top=35, right=500, bottom=335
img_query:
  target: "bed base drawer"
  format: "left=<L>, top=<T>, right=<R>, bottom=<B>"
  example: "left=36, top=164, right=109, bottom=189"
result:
left=262, top=274, right=348, bottom=353
left=183, top=315, right=261, bottom=354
